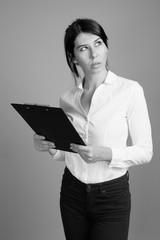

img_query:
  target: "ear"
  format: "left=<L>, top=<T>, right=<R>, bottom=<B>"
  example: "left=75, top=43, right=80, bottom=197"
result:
left=73, top=58, right=79, bottom=65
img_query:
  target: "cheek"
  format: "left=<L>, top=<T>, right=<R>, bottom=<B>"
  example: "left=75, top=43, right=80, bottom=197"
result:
left=101, top=52, right=108, bottom=66
left=76, top=56, right=88, bottom=69
left=74, top=49, right=89, bottom=66
left=102, top=48, right=108, bottom=60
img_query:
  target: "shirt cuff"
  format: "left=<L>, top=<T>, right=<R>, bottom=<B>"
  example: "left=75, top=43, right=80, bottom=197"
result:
left=48, top=149, right=65, bottom=161
left=109, top=148, right=126, bottom=168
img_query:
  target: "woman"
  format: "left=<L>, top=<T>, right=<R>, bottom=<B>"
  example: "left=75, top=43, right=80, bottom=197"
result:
left=34, top=18, right=153, bottom=240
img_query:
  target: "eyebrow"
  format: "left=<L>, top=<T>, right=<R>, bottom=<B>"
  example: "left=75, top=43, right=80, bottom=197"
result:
left=76, top=37, right=101, bottom=49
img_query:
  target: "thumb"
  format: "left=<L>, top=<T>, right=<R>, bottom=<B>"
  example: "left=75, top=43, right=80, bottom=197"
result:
left=70, top=143, right=78, bottom=152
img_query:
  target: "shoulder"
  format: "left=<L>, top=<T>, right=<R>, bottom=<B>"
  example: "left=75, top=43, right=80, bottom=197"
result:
left=60, top=85, right=81, bottom=109
left=113, top=73, right=147, bottom=110
left=60, top=85, right=80, bottom=101
left=114, top=72, right=144, bottom=93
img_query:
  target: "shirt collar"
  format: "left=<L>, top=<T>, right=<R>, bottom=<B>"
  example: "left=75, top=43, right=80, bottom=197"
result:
left=78, top=70, right=117, bottom=89
left=103, top=70, right=117, bottom=85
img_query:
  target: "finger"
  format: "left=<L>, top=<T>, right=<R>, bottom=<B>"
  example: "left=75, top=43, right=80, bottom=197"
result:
left=48, top=141, right=56, bottom=148
left=70, top=144, right=78, bottom=152
left=37, top=143, right=53, bottom=151
left=40, top=140, right=55, bottom=148
left=70, top=144, right=88, bottom=152
left=70, top=143, right=82, bottom=152
left=34, top=134, right=45, bottom=140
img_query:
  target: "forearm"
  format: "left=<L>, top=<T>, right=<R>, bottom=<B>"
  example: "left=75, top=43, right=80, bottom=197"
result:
left=110, top=144, right=153, bottom=168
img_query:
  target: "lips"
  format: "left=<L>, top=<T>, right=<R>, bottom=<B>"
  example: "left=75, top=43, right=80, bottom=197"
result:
left=91, top=62, right=101, bottom=68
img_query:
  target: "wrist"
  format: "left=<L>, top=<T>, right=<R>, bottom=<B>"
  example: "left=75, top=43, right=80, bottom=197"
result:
left=101, top=146, right=112, bottom=164
left=48, top=148, right=57, bottom=157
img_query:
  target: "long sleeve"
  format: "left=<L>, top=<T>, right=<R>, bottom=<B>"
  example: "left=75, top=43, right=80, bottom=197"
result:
left=110, top=83, right=153, bottom=168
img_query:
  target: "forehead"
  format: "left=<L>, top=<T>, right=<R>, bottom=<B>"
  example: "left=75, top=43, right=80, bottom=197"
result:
left=74, top=32, right=100, bottom=47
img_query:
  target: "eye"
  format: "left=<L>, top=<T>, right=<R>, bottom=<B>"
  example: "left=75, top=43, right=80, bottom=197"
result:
left=95, top=40, right=103, bottom=46
left=79, top=46, right=88, bottom=52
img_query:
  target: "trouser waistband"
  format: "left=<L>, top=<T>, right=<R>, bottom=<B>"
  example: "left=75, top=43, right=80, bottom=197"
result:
left=64, top=167, right=129, bottom=191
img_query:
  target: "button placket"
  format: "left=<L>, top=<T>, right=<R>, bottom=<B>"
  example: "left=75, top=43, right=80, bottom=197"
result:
left=83, top=118, right=89, bottom=141
left=86, top=184, right=92, bottom=193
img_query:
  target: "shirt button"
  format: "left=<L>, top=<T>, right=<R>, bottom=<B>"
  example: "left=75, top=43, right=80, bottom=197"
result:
left=86, top=185, right=92, bottom=193
left=101, top=189, right=107, bottom=195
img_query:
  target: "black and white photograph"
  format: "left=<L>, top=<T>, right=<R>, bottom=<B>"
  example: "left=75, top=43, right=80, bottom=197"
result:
left=0, top=1, right=160, bottom=239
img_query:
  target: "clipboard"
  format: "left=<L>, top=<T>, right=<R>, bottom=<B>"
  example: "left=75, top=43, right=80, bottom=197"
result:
left=11, top=103, right=86, bottom=153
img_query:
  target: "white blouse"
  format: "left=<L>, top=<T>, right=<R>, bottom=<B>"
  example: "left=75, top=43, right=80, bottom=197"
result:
left=51, top=71, right=153, bottom=184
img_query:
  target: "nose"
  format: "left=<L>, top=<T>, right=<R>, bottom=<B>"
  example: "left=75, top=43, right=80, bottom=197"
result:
left=90, top=47, right=97, bottom=59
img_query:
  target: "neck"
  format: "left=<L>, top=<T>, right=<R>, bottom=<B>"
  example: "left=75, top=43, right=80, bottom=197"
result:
left=83, top=70, right=108, bottom=91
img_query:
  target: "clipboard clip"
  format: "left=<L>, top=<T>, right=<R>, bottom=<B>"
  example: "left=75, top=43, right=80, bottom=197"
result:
left=24, top=103, right=50, bottom=107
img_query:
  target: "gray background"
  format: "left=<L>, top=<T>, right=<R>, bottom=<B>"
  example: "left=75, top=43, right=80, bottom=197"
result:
left=1, top=0, right=160, bottom=239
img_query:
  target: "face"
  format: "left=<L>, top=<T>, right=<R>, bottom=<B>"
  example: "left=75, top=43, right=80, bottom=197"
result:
left=73, top=32, right=108, bottom=76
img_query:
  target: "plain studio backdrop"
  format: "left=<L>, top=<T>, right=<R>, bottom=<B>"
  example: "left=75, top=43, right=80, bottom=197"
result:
left=0, top=0, right=160, bottom=239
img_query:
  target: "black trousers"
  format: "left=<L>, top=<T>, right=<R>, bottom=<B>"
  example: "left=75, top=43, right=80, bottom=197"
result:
left=60, top=167, right=131, bottom=240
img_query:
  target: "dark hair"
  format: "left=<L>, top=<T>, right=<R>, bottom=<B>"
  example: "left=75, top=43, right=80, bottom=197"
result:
left=64, top=18, right=109, bottom=79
